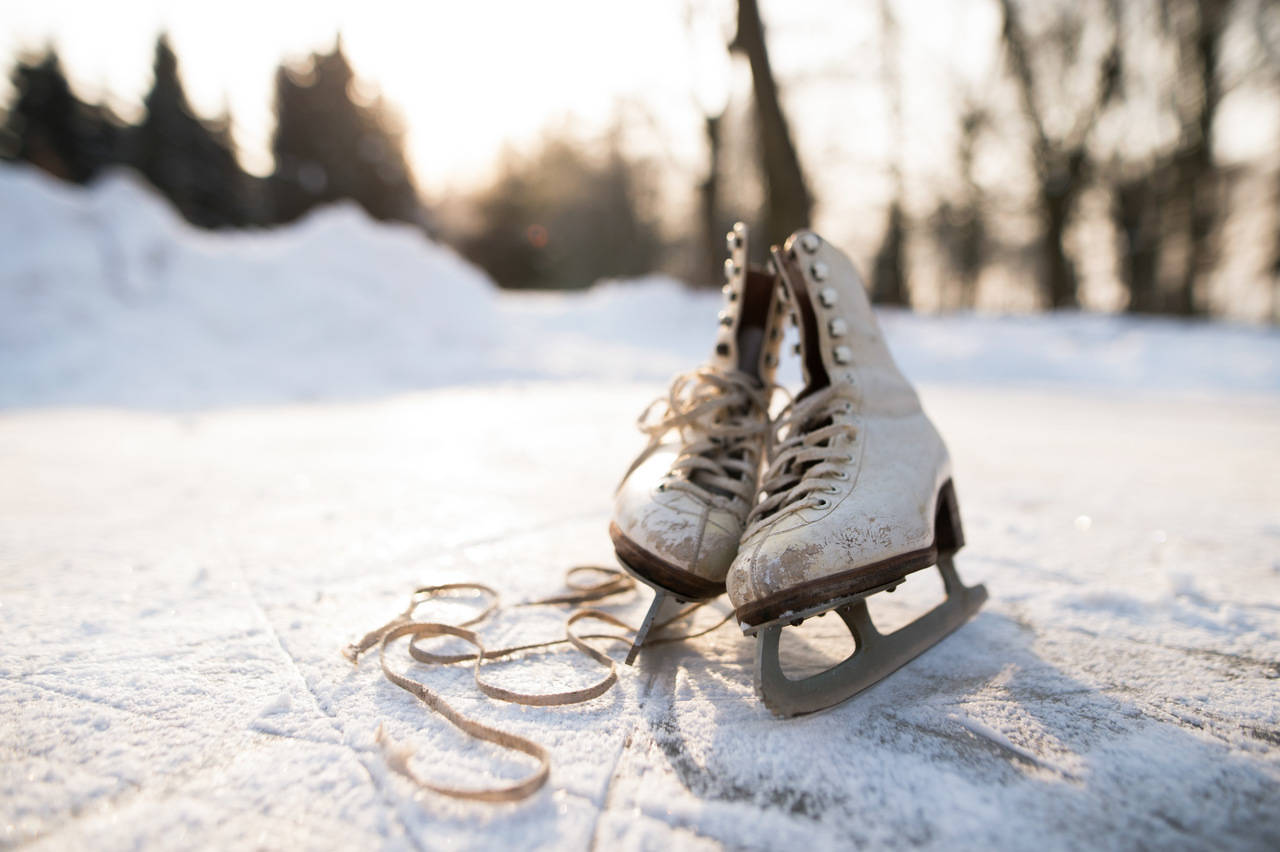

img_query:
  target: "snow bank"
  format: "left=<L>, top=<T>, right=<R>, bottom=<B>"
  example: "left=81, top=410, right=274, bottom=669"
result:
left=0, top=166, right=499, bottom=408
left=1, top=163, right=1276, bottom=409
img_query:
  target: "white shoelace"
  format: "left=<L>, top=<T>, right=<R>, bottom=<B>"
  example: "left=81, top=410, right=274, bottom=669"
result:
left=623, top=367, right=774, bottom=509
left=743, top=385, right=859, bottom=537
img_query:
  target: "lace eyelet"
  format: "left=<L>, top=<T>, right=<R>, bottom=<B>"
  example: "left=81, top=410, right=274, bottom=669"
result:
left=824, top=484, right=840, bottom=494
left=812, top=497, right=829, bottom=509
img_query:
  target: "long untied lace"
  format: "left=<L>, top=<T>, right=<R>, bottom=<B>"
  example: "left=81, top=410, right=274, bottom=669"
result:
left=744, top=385, right=860, bottom=538
left=344, top=566, right=733, bottom=803
left=622, top=367, right=774, bottom=508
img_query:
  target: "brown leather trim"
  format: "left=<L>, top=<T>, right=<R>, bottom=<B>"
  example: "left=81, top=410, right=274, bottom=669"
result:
left=736, top=480, right=966, bottom=627
left=736, top=268, right=776, bottom=378
left=735, top=544, right=939, bottom=627
left=609, top=522, right=725, bottom=601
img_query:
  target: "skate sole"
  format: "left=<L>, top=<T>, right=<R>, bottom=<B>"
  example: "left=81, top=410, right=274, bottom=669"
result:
left=735, top=479, right=964, bottom=630
left=736, top=546, right=938, bottom=631
left=608, top=522, right=725, bottom=602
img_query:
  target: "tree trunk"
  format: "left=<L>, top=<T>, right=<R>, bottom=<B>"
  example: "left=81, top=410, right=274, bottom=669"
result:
left=954, top=105, right=987, bottom=309
left=1273, top=169, right=1280, bottom=321
left=1171, top=0, right=1229, bottom=316
left=698, top=113, right=725, bottom=288
left=871, top=202, right=909, bottom=305
left=731, top=0, right=812, bottom=247
left=1041, top=183, right=1078, bottom=309
left=1115, top=173, right=1161, bottom=313
left=871, top=0, right=910, bottom=306
left=998, top=0, right=1119, bottom=311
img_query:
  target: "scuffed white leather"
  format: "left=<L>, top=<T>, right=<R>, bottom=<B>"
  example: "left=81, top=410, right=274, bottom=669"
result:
left=727, top=230, right=953, bottom=613
left=612, top=444, right=744, bottom=583
left=611, top=222, right=778, bottom=587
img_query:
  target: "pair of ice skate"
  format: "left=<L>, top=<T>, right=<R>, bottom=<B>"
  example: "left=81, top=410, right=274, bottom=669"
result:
left=612, top=224, right=987, bottom=716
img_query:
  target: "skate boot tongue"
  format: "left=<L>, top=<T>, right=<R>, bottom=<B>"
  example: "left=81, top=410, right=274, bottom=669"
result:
left=771, top=246, right=831, bottom=400
left=713, top=222, right=781, bottom=385
left=681, top=223, right=780, bottom=506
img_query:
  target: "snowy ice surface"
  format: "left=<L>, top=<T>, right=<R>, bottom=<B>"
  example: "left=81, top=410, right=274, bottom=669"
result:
left=2, top=165, right=1278, bottom=850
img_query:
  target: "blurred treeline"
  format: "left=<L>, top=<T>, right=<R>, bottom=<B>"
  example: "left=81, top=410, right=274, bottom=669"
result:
left=2, top=0, right=1279, bottom=321
left=0, top=36, right=419, bottom=230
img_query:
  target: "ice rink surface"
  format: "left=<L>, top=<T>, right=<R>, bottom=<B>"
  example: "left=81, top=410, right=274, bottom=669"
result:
left=2, top=166, right=1278, bottom=849
left=3, top=384, right=1278, bottom=850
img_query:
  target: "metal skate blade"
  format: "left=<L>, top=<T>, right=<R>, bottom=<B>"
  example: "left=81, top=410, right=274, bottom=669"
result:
left=754, top=555, right=988, bottom=717
left=625, top=590, right=689, bottom=666
left=614, top=557, right=695, bottom=666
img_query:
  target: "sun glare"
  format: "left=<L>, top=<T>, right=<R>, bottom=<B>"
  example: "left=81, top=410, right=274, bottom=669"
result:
left=0, top=0, right=712, bottom=190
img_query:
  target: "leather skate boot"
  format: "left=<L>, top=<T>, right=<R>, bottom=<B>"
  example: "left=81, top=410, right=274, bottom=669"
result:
left=727, top=229, right=986, bottom=716
left=612, top=222, right=784, bottom=664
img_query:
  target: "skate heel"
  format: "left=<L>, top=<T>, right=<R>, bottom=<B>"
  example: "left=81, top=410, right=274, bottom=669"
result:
left=934, top=479, right=965, bottom=555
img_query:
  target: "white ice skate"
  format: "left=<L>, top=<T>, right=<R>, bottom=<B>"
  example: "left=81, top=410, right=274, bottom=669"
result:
left=612, top=223, right=784, bottom=664
left=727, top=229, right=986, bottom=716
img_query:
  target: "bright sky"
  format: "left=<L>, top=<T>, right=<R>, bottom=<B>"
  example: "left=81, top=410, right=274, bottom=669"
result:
left=0, top=0, right=738, bottom=191
left=2, top=0, right=1273, bottom=235
left=0, top=2, right=1009, bottom=181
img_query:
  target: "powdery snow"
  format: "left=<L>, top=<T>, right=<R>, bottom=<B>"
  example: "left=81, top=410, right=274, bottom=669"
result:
left=2, top=165, right=1278, bottom=850
left=0, top=167, right=500, bottom=409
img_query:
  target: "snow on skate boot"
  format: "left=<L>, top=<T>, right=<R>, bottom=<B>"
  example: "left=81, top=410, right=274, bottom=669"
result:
left=612, top=222, right=784, bottom=664
left=727, top=229, right=986, bottom=716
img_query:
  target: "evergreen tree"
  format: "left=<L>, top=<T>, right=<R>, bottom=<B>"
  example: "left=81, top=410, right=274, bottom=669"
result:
left=132, top=35, right=247, bottom=228
left=269, top=39, right=420, bottom=225
left=3, top=50, right=121, bottom=183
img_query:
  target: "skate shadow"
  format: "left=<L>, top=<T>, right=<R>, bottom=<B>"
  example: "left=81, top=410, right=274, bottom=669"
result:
left=635, top=593, right=1280, bottom=848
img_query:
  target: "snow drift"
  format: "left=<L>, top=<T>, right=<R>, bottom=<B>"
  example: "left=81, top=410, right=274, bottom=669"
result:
left=0, top=166, right=498, bottom=408
left=1, top=163, right=1276, bottom=410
